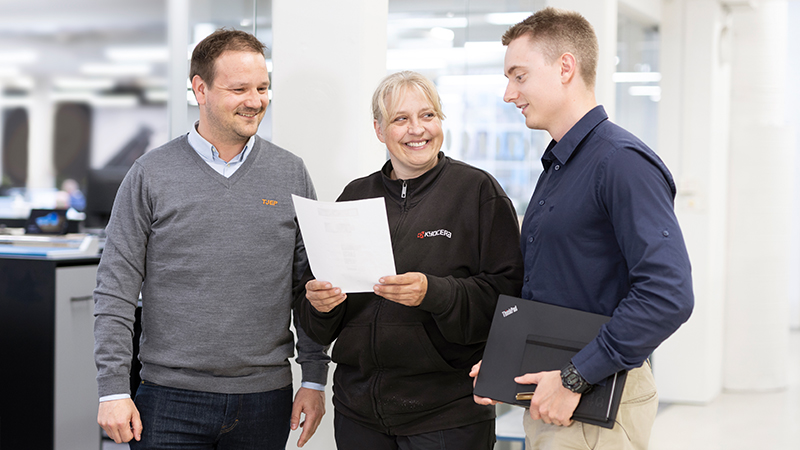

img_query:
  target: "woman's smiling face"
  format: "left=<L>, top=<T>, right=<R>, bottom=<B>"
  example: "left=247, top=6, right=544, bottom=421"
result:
left=374, top=86, right=444, bottom=180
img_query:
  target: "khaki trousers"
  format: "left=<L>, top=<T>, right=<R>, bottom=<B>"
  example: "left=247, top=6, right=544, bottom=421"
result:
left=523, top=361, right=658, bottom=450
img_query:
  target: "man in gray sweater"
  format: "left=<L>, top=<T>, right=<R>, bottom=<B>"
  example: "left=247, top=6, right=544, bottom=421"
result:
left=93, top=29, right=329, bottom=449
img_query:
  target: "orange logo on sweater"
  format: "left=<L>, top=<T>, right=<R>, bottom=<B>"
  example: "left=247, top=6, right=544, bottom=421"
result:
left=262, top=199, right=278, bottom=206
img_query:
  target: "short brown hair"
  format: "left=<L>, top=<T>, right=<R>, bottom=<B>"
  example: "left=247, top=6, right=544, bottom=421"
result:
left=190, top=28, right=266, bottom=87
left=372, top=71, right=445, bottom=127
left=502, top=7, right=598, bottom=89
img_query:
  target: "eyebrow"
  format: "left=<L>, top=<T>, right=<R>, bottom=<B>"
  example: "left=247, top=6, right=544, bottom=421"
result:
left=505, top=65, right=522, bottom=78
left=225, top=80, right=270, bottom=89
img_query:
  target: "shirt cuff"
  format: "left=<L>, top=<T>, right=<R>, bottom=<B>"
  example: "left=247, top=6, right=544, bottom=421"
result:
left=301, top=381, right=325, bottom=391
left=99, top=393, right=131, bottom=403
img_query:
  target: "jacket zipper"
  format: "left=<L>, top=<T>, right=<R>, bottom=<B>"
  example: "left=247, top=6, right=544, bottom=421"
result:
left=371, top=178, right=407, bottom=432
left=371, top=291, right=388, bottom=429
left=393, top=180, right=409, bottom=237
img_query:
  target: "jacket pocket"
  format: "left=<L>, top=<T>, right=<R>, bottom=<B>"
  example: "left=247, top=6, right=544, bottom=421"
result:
left=331, top=323, right=372, bottom=369
left=375, top=323, right=456, bottom=374
left=375, top=323, right=471, bottom=415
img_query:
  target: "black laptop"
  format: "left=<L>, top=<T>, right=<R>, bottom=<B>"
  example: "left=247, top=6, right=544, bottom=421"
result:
left=474, top=294, right=627, bottom=429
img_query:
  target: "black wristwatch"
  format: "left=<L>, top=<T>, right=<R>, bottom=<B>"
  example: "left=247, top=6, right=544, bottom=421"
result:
left=561, top=361, right=593, bottom=394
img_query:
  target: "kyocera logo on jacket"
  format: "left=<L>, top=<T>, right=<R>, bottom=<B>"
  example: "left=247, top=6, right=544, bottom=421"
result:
left=416, top=229, right=452, bottom=239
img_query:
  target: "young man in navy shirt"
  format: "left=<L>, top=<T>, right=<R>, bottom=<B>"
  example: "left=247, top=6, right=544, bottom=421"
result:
left=473, top=7, right=693, bottom=450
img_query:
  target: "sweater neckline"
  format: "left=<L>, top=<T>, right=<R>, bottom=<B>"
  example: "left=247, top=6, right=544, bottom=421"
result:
left=180, top=135, right=262, bottom=188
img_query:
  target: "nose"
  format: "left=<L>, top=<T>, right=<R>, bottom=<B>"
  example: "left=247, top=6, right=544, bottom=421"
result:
left=243, top=89, right=264, bottom=109
left=408, top=119, right=424, bottom=135
left=503, top=82, right=517, bottom=104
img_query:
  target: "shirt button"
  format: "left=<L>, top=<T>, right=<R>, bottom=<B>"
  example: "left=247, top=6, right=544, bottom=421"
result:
left=524, top=276, right=530, bottom=282
left=528, top=236, right=533, bottom=243
left=554, top=164, right=561, bottom=171
left=538, top=200, right=545, bottom=206
left=662, top=230, right=670, bottom=237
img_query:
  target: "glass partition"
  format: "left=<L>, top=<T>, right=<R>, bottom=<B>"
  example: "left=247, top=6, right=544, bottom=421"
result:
left=387, top=0, right=548, bottom=215
left=0, top=0, right=168, bottom=223
left=615, top=13, right=660, bottom=152
left=385, top=1, right=662, bottom=215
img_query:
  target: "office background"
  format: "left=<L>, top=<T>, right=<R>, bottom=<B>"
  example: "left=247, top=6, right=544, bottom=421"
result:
left=1, top=0, right=798, bottom=449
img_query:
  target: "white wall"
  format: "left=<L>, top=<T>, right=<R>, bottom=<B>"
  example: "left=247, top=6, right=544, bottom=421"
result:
left=271, top=0, right=389, bottom=201
left=723, top=0, right=792, bottom=392
left=654, top=0, right=730, bottom=404
left=787, top=1, right=800, bottom=330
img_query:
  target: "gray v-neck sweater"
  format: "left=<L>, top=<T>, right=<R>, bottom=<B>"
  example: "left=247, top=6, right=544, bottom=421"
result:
left=94, top=134, right=325, bottom=397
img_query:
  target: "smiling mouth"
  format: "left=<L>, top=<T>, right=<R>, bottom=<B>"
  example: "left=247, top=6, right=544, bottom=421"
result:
left=237, top=111, right=261, bottom=118
left=405, top=140, right=428, bottom=148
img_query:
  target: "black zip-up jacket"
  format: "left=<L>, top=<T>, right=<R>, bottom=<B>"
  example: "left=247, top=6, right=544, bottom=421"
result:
left=296, top=153, right=523, bottom=435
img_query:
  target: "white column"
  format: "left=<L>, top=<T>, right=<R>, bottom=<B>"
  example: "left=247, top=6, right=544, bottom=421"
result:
left=724, top=0, right=792, bottom=392
left=653, top=0, right=731, bottom=404
left=272, top=0, right=388, bottom=201
left=27, top=77, right=55, bottom=189
left=272, top=3, right=387, bottom=449
left=547, top=0, right=617, bottom=120
left=167, top=0, right=189, bottom=139
left=789, top=1, right=800, bottom=330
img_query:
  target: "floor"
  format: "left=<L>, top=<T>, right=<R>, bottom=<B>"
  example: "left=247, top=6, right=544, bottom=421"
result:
left=648, top=328, right=800, bottom=450
left=103, top=329, right=800, bottom=450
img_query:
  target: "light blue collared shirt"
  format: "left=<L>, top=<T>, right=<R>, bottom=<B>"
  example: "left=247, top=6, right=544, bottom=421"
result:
left=187, top=121, right=255, bottom=178
left=99, top=124, right=324, bottom=402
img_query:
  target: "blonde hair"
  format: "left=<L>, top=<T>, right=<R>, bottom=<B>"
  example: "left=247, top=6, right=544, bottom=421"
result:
left=502, top=7, right=598, bottom=89
left=372, top=71, right=445, bottom=126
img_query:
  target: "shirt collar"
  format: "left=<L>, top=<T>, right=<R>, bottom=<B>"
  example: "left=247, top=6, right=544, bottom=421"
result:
left=541, top=105, right=608, bottom=171
left=187, top=120, right=255, bottom=164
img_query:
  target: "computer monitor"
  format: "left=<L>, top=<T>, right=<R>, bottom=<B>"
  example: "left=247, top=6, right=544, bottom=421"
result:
left=25, top=209, right=69, bottom=235
left=84, top=167, right=129, bottom=228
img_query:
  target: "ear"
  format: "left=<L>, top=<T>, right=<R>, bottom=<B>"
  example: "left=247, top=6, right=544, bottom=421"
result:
left=373, top=120, right=386, bottom=144
left=559, top=53, right=578, bottom=85
left=191, top=75, right=207, bottom=105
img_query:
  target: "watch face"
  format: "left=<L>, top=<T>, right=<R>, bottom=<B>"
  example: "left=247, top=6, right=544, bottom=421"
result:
left=566, top=372, right=580, bottom=386
left=562, top=364, right=590, bottom=393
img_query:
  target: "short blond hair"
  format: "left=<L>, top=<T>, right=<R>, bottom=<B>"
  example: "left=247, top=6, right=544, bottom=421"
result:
left=502, top=7, right=598, bottom=89
left=372, top=71, right=445, bottom=126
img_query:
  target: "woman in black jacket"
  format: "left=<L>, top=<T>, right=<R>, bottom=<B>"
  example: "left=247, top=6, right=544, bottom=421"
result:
left=297, top=71, right=523, bottom=450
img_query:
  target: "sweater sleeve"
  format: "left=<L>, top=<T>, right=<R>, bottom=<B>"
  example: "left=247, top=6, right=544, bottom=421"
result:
left=291, top=167, right=330, bottom=385
left=293, top=262, right=349, bottom=346
left=417, top=184, right=524, bottom=346
left=93, top=162, right=151, bottom=398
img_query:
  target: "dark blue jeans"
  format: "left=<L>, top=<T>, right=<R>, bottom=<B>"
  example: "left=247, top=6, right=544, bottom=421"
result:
left=130, top=381, right=293, bottom=450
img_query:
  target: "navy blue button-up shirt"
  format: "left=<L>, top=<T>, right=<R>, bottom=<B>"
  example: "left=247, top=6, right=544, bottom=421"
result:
left=520, top=105, right=693, bottom=384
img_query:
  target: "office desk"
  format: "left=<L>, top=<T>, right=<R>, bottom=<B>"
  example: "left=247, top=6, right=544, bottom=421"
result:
left=0, top=255, right=101, bottom=450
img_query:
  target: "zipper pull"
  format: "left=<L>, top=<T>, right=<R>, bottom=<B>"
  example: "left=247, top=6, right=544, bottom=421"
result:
left=401, top=180, right=407, bottom=199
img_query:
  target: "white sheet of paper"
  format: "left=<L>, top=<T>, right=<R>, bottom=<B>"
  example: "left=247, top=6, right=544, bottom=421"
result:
left=292, top=195, right=396, bottom=293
